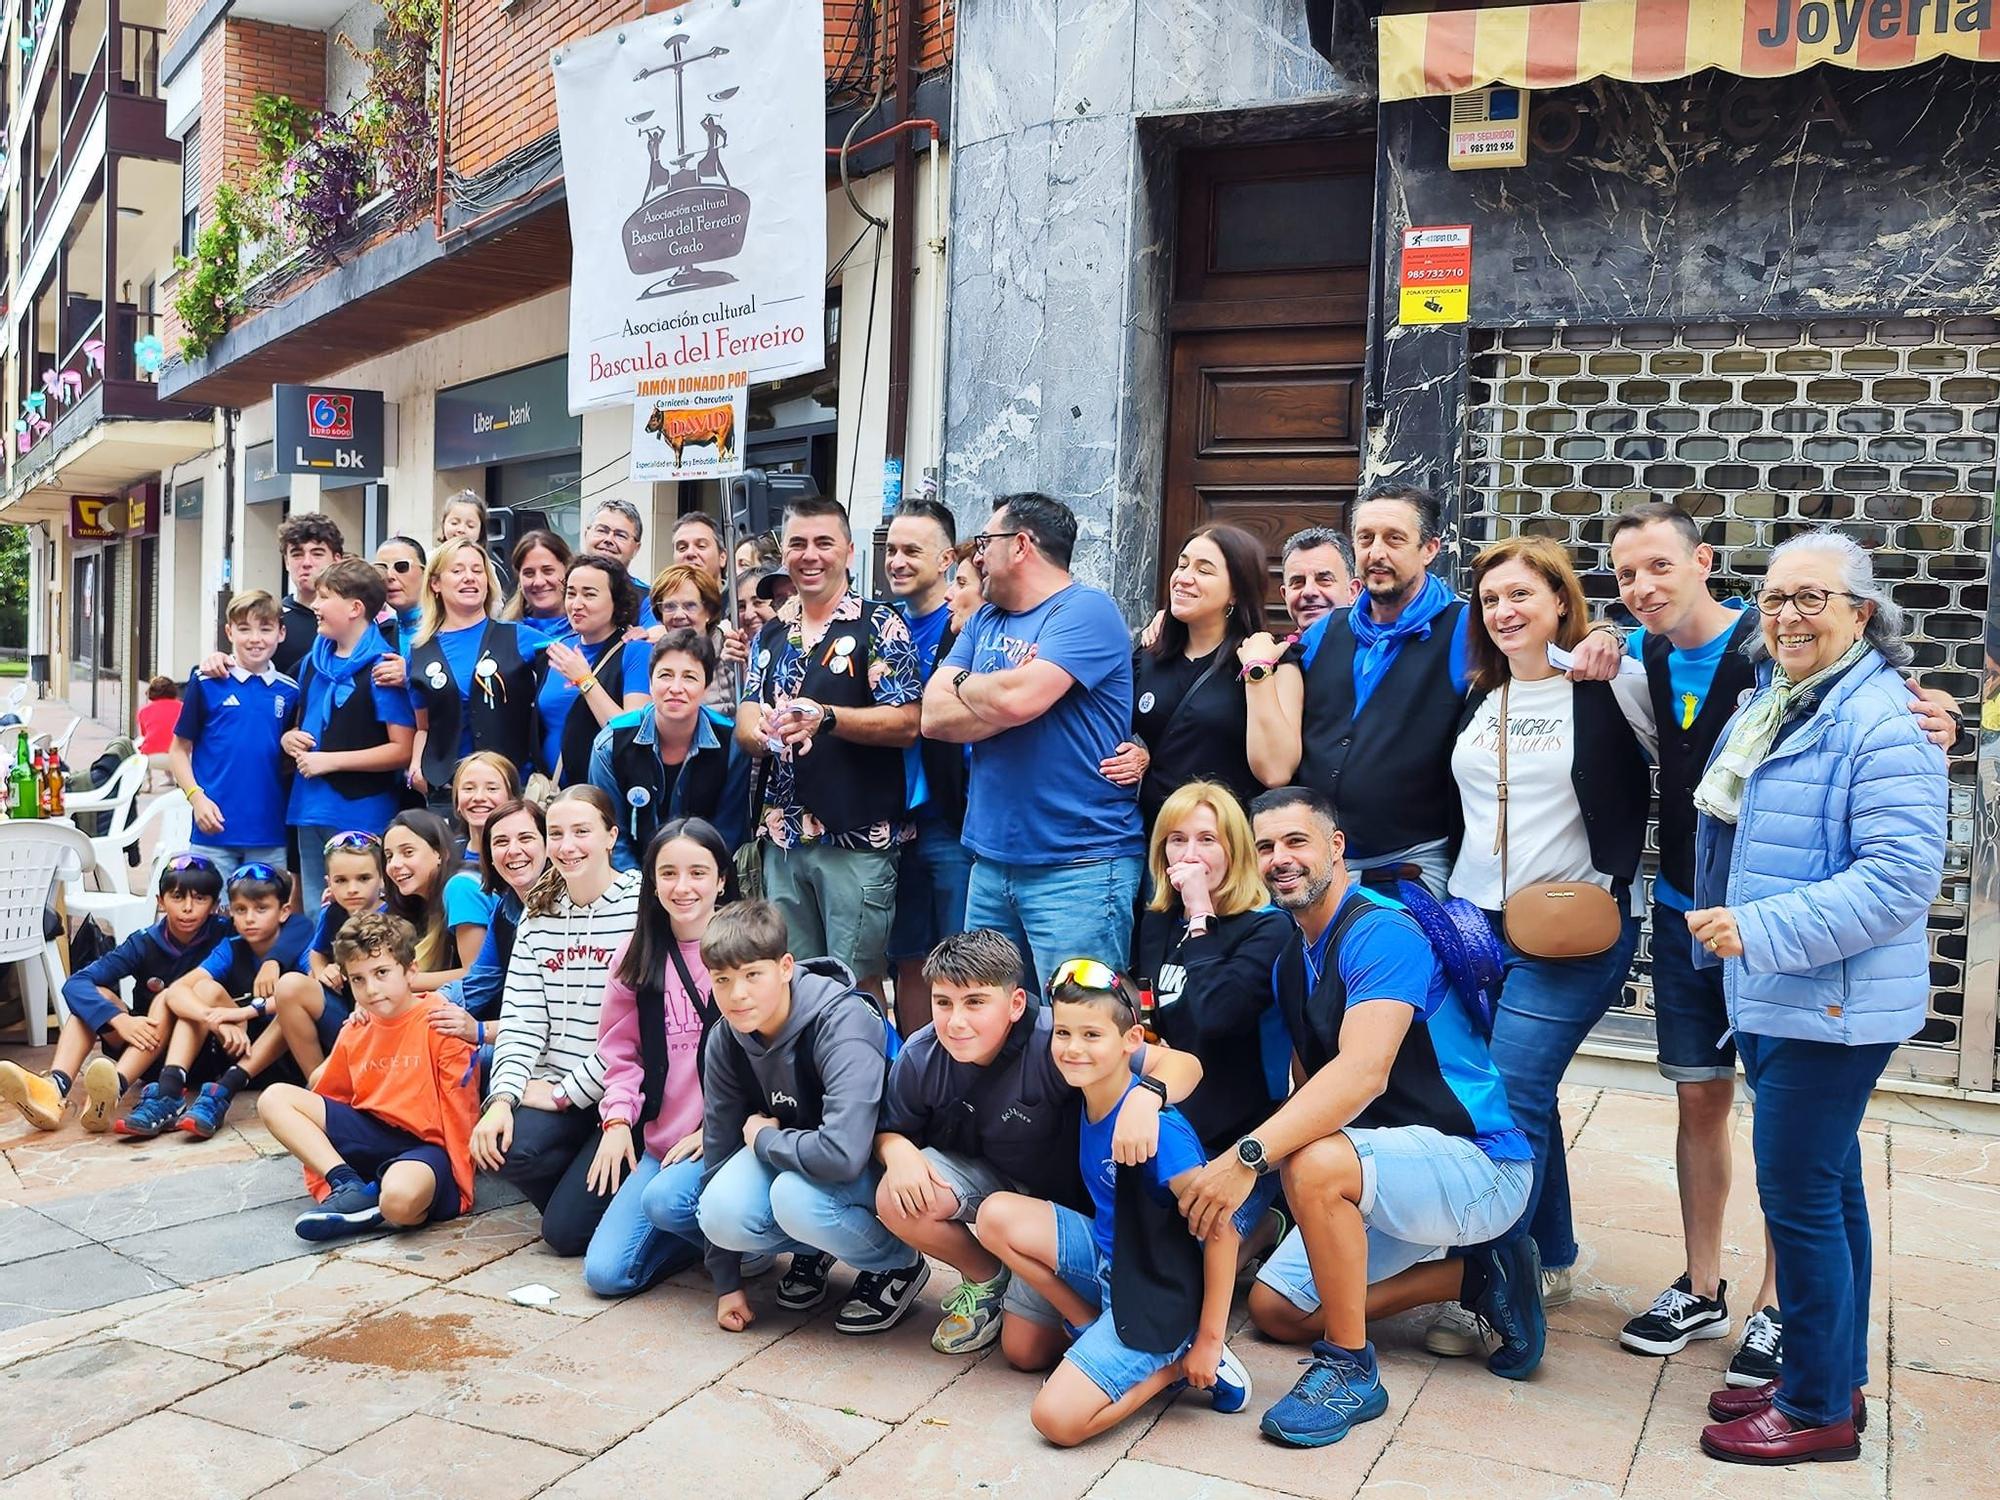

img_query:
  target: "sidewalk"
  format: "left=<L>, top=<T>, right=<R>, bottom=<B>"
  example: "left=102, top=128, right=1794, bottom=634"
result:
left=1, top=1081, right=1995, bottom=1498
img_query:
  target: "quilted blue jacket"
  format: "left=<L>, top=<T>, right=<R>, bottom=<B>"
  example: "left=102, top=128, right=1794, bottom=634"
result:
left=1692, top=649, right=1946, bottom=1047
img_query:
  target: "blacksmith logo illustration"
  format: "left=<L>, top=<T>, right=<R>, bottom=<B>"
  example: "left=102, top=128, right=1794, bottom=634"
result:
left=623, top=30, right=748, bottom=298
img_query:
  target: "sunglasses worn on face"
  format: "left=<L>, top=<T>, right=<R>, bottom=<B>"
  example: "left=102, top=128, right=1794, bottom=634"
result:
left=377, top=558, right=416, bottom=574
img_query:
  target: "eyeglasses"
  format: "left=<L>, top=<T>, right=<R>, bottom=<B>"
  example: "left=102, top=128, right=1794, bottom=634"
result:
left=588, top=523, right=637, bottom=545
left=322, top=830, right=382, bottom=857
left=227, top=861, right=283, bottom=889
left=1047, top=958, right=1131, bottom=1002
left=1756, top=588, right=1862, bottom=617
left=971, top=530, right=1023, bottom=557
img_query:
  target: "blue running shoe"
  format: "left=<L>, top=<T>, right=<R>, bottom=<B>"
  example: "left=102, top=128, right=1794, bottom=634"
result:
left=113, top=1082, right=186, bottom=1139
left=1259, top=1341, right=1388, bottom=1448
left=1473, top=1234, right=1547, bottom=1380
left=294, top=1180, right=384, bottom=1241
left=177, top=1083, right=233, bottom=1140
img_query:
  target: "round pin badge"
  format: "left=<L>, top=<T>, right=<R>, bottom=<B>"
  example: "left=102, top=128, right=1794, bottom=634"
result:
left=627, top=786, right=652, bottom=807
left=475, top=657, right=498, bottom=680
left=1137, top=691, right=1155, bottom=714
left=425, top=662, right=448, bottom=688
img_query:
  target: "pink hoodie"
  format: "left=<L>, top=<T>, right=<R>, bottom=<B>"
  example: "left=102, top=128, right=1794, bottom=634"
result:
left=596, top=936, right=710, bottom=1160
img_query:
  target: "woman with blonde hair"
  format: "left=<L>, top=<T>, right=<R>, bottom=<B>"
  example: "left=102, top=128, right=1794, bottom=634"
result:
left=1131, top=779, right=1293, bottom=1159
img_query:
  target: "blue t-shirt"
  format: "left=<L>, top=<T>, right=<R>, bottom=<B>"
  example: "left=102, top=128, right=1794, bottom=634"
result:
left=287, top=657, right=416, bottom=834
left=199, top=913, right=315, bottom=993
left=411, top=623, right=491, bottom=757
left=443, top=870, right=499, bottom=932
left=534, top=633, right=651, bottom=778
left=1632, top=602, right=1747, bottom=910
left=1079, top=1078, right=1206, bottom=1268
left=173, top=667, right=302, bottom=848
left=304, top=900, right=384, bottom=965
left=518, top=609, right=569, bottom=642
left=899, top=599, right=954, bottom=678
left=941, top=583, right=1143, bottom=864
left=636, top=595, right=659, bottom=630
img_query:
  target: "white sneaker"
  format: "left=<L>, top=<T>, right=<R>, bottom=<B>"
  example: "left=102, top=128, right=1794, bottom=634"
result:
left=1541, top=1264, right=1574, bottom=1309
left=1424, top=1302, right=1487, bottom=1357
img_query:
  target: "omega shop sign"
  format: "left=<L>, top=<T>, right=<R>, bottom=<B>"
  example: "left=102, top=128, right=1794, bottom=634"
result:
left=273, top=385, right=386, bottom=478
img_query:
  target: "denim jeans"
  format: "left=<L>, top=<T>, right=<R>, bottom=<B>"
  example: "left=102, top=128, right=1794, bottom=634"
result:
left=583, top=1152, right=707, bottom=1297
left=1483, top=913, right=1640, bottom=1271
left=695, top=1149, right=919, bottom=1274
left=291, top=825, right=344, bottom=915
left=1738, top=1030, right=1894, bottom=1427
left=495, top=1103, right=612, bottom=1257
left=965, top=854, right=1143, bottom=992
left=887, top=819, right=974, bottom=961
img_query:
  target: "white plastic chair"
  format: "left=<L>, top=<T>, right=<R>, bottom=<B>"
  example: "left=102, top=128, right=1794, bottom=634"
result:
left=48, top=712, right=84, bottom=760
left=63, top=754, right=148, bottom=892
left=0, top=820, right=94, bottom=1045
left=65, top=792, right=193, bottom=946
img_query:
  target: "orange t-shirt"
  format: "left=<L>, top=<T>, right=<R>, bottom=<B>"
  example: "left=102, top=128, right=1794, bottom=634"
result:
left=307, top=994, right=479, bottom=1213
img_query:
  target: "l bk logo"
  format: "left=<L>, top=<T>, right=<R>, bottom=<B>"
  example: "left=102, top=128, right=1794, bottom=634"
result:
left=307, top=393, right=354, bottom=441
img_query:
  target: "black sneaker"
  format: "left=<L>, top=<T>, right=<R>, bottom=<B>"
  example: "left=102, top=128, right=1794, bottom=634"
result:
left=1467, top=1234, right=1546, bottom=1380
left=834, top=1259, right=933, bottom=1334
left=1727, top=1306, right=1783, bottom=1388
left=1619, top=1275, right=1731, bottom=1356
left=776, top=1250, right=837, bottom=1311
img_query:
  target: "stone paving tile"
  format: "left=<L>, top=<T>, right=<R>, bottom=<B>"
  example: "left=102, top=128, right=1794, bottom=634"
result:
left=1891, top=1172, right=2000, bottom=1266
left=539, top=1386, right=888, bottom=1500
left=113, top=1254, right=434, bottom=1368
left=0, top=1409, right=312, bottom=1497
left=0, top=1147, right=23, bottom=1200
left=1087, top=1457, right=1305, bottom=1500
left=33, top=1149, right=305, bottom=1240
left=108, top=1198, right=324, bottom=1284
left=1566, top=1087, right=1683, bottom=1160
left=259, top=1413, right=581, bottom=1500
left=0, top=1284, right=190, bottom=1369
left=1130, top=1341, right=1433, bottom=1500
left=1890, top=1365, right=2000, bottom=1500
left=1623, top=1360, right=1888, bottom=1499
left=1354, top=1440, right=1619, bottom=1498
left=2, top=1132, right=259, bottom=1203
left=1563, top=1144, right=1776, bottom=1247
left=0, top=1202, right=86, bottom=1265
left=337, top=1201, right=543, bottom=1281
left=431, top=1282, right=803, bottom=1454
left=1393, top=1329, right=1658, bottom=1487
left=1888, top=1253, right=2000, bottom=1385
left=0, top=1337, right=233, bottom=1478
left=1890, top=1124, right=2000, bottom=1185
left=0, top=1241, right=178, bottom=1331
left=439, top=1237, right=605, bottom=1318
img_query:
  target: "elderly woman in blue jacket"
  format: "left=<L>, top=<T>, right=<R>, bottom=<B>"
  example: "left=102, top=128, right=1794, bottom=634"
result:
left=1685, top=528, right=1946, bottom=1468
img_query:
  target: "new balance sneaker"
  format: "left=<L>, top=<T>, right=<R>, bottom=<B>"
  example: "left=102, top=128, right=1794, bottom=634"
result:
left=1424, top=1302, right=1487, bottom=1357
left=1259, top=1341, right=1388, bottom=1448
left=835, top=1259, right=933, bottom=1334
left=294, top=1180, right=384, bottom=1241
left=776, top=1251, right=837, bottom=1312
left=113, top=1082, right=186, bottom=1139
left=78, top=1057, right=122, bottom=1134
left=1208, top=1344, right=1253, bottom=1414
left=1467, top=1235, right=1547, bottom=1380
left=933, top=1270, right=1010, bottom=1354
left=0, top=1061, right=64, bottom=1130
left=177, top=1082, right=234, bottom=1140
left=1620, top=1275, right=1732, bottom=1356
left=1727, top=1306, right=1783, bottom=1388
left=1541, top=1263, right=1575, bottom=1309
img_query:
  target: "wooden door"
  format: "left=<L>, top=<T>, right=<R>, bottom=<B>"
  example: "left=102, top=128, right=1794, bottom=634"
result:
left=1162, top=138, right=1375, bottom=607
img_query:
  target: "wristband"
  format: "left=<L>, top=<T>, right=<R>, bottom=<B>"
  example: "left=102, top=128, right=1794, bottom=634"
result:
left=1133, top=1074, right=1169, bottom=1105
left=601, top=1116, right=631, bottom=1132
left=475, top=1020, right=484, bottom=1047
left=573, top=674, right=598, bottom=694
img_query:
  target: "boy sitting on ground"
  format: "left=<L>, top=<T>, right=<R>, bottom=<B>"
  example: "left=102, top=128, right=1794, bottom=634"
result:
left=259, top=912, right=479, bottom=1240
left=690, top=900, right=924, bottom=1333
left=114, top=863, right=313, bottom=1139
left=873, top=929, right=1201, bottom=1361
left=0, top=856, right=230, bottom=1132
left=976, top=960, right=1251, bottom=1448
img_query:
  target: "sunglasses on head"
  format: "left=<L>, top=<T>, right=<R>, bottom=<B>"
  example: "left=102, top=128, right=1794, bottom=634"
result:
left=165, top=853, right=218, bottom=875
left=1047, top=958, right=1132, bottom=1003
left=322, top=830, right=382, bottom=857
left=227, top=862, right=283, bottom=890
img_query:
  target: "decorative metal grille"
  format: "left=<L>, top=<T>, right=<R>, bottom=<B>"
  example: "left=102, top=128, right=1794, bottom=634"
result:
left=1460, top=317, right=1995, bottom=1084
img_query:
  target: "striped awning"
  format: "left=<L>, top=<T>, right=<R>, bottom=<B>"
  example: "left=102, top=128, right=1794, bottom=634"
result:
left=1379, top=0, right=2000, bottom=102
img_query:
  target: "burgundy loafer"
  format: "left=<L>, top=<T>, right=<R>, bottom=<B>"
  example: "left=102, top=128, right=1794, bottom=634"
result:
left=1700, top=1404, right=1860, bottom=1465
left=1707, top=1380, right=1866, bottom=1433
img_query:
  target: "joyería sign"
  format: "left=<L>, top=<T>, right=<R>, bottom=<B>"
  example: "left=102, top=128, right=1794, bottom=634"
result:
left=553, top=1, right=826, bottom=415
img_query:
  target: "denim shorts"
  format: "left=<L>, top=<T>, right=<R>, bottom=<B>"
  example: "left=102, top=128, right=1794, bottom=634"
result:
left=921, top=1148, right=1018, bottom=1223
left=1649, top=902, right=1735, bottom=1082
left=1256, top=1125, right=1532, bottom=1315
left=320, top=1098, right=460, bottom=1221
left=1045, top=1202, right=1190, bottom=1403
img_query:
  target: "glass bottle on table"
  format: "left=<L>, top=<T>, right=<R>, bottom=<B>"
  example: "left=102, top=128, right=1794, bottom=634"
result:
left=9, top=736, right=38, bottom=819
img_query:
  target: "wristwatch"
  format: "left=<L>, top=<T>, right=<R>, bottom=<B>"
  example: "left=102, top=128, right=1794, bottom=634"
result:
left=1133, top=1074, right=1169, bottom=1105
left=1235, top=1135, right=1273, bottom=1175
left=1241, top=660, right=1278, bottom=683
left=819, top=704, right=839, bottom=737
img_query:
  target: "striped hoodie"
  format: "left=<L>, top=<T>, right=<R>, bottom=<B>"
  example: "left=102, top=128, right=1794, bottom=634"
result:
left=487, top=868, right=642, bottom=1108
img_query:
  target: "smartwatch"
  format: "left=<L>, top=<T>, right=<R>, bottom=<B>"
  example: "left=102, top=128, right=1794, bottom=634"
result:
left=1133, top=1074, right=1169, bottom=1105
left=819, top=704, right=839, bottom=737
left=952, top=668, right=973, bottom=695
left=1235, top=1135, right=1272, bottom=1175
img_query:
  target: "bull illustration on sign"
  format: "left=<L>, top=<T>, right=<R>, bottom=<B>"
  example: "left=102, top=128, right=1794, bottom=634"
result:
left=644, top=400, right=737, bottom=467
left=624, top=30, right=748, bottom=298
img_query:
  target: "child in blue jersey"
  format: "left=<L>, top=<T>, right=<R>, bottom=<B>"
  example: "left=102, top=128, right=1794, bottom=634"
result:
left=976, top=960, right=1251, bottom=1447
left=117, top=865, right=316, bottom=1139
left=171, top=590, right=300, bottom=870
left=268, top=832, right=390, bottom=1079
left=0, top=856, right=229, bottom=1133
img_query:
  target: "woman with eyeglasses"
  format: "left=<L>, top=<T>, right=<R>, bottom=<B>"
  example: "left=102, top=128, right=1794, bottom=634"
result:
left=648, top=562, right=746, bottom=711
left=473, top=786, right=643, bottom=1256
left=1687, top=531, right=1945, bottom=1466
left=502, top=529, right=574, bottom=641
left=404, top=539, right=549, bottom=815
left=372, top=536, right=427, bottom=650
left=539, top=555, right=651, bottom=787
left=434, top=798, right=548, bottom=1046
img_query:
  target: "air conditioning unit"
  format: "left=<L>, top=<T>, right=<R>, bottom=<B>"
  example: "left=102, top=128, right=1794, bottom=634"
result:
left=1448, top=86, right=1529, bottom=170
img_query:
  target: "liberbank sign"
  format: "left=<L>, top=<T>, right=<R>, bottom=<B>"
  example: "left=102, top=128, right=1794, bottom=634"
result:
left=274, top=385, right=386, bottom=479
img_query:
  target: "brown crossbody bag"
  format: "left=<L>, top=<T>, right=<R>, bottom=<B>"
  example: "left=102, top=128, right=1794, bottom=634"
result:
left=1494, top=679, right=1623, bottom=960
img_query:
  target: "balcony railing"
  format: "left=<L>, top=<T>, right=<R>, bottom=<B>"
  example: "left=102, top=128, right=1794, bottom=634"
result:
left=116, top=24, right=163, bottom=99
left=21, top=23, right=169, bottom=267
left=13, top=307, right=175, bottom=474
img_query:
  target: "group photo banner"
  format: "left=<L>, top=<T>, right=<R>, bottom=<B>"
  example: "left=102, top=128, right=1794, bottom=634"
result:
left=553, top=0, right=827, bottom=415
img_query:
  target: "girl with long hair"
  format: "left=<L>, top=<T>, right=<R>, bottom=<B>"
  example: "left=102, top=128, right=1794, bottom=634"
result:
left=449, top=750, right=520, bottom=856
left=382, top=810, right=478, bottom=991
left=539, top=554, right=651, bottom=786
left=433, top=797, right=548, bottom=1046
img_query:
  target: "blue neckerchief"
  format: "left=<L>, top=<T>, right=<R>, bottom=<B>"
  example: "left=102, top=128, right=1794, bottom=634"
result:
left=1348, top=572, right=1452, bottom=713
left=309, top=622, right=389, bottom=712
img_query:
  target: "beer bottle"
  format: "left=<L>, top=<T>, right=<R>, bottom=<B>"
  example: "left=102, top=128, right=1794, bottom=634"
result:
left=9, top=736, right=38, bottom=819
left=1135, top=978, right=1161, bottom=1044
left=43, top=749, right=64, bottom=817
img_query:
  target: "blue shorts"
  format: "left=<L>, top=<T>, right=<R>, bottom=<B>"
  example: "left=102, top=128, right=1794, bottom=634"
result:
left=1047, top=1202, right=1190, bottom=1403
left=1649, top=903, right=1735, bottom=1082
left=1256, top=1125, right=1532, bottom=1314
left=320, top=1098, right=461, bottom=1222
left=314, top=990, right=351, bottom=1055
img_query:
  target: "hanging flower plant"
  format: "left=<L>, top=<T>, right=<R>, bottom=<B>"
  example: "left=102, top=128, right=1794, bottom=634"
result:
left=276, top=114, right=370, bottom=252
left=340, top=0, right=441, bottom=209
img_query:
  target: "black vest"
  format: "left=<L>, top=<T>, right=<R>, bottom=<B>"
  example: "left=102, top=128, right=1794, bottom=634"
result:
left=915, top=626, right=967, bottom=829
left=1298, top=600, right=1469, bottom=861
left=604, top=709, right=734, bottom=856
left=556, top=637, right=640, bottom=787
left=753, top=604, right=907, bottom=837
left=407, top=620, right=542, bottom=790
left=1643, top=612, right=1758, bottom=897
left=1456, top=676, right=1653, bottom=886
left=1276, top=895, right=1478, bottom=1140
left=294, top=654, right=401, bottom=803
